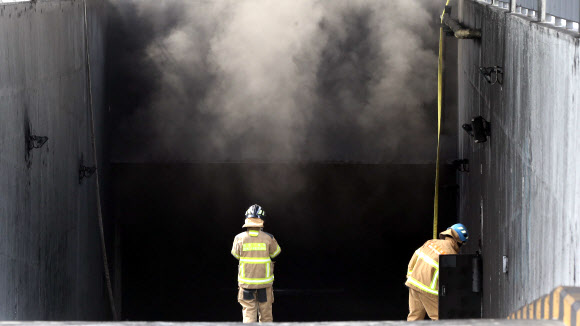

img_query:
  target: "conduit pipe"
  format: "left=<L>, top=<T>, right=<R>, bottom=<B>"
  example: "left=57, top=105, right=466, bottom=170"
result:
left=442, top=13, right=482, bottom=39
left=537, top=0, right=546, bottom=22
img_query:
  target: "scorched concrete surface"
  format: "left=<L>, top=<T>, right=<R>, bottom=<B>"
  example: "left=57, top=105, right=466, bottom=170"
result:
left=0, top=0, right=111, bottom=320
left=454, top=0, right=580, bottom=318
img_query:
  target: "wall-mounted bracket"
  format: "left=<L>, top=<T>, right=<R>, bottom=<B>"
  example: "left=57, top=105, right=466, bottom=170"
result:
left=79, top=155, right=96, bottom=184
left=479, top=66, right=503, bottom=85
left=450, top=159, right=470, bottom=172
left=502, top=255, right=509, bottom=274
left=79, top=165, right=96, bottom=184
left=462, top=116, right=491, bottom=143
left=24, top=121, right=48, bottom=168
left=27, top=135, right=49, bottom=151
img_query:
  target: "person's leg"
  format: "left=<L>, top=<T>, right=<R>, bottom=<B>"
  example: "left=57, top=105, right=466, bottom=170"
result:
left=419, top=291, right=439, bottom=320
left=238, top=288, right=259, bottom=323
left=257, top=287, right=274, bottom=322
left=407, top=288, right=427, bottom=321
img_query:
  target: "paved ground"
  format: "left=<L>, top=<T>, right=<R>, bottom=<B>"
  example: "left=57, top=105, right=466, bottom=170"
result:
left=0, top=320, right=565, bottom=326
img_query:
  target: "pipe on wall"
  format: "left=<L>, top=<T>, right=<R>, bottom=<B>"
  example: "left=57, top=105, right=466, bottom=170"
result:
left=442, top=13, right=482, bottom=39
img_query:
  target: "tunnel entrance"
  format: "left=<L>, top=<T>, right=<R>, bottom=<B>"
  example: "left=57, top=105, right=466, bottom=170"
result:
left=111, top=162, right=456, bottom=321
left=105, top=0, right=458, bottom=318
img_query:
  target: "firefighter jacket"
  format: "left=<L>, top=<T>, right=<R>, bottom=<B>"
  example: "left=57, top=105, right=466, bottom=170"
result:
left=231, top=228, right=281, bottom=289
left=405, top=229, right=461, bottom=296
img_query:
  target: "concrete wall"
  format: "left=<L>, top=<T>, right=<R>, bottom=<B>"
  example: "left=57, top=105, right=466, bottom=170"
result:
left=0, top=0, right=110, bottom=320
left=455, top=0, right=580, bottom=318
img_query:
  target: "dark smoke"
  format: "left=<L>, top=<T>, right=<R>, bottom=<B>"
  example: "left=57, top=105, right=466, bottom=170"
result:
left=107, top=0, right=446, bottom=164
left=106, top=2, right=458, bottom=320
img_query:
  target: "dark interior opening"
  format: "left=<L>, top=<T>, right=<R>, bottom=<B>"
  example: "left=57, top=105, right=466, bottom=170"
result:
left=112, top=163, right=456, bottom=321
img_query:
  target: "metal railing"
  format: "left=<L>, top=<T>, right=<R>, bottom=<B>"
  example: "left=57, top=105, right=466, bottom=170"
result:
left=546, top=0, right=580, bottom=24
left=482, top=0, right=579, bottom=30
left=516, top=0, right=539, bottom=11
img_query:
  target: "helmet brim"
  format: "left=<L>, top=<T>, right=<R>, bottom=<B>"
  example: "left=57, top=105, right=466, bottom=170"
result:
left=242, top=217, right=264, bottom=228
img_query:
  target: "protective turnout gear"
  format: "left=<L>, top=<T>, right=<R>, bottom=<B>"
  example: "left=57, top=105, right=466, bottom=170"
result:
left=238, top=287, right=274, bottom=322
left=405, top=225, right=468, bottom=320
left=232, top=205, right=281, bottom=323
left=232, top=228, right=281, bottom=288
left=408, top=287, right=438, bottom=320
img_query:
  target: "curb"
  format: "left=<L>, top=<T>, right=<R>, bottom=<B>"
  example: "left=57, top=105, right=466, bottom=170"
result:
left=508, top=287, right=580, bottom=326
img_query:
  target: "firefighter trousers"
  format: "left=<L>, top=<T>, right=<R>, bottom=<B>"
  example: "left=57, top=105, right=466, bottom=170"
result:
left=238, top=287, right=274, bottom=323
left=407, top=287, right=438, bottom=320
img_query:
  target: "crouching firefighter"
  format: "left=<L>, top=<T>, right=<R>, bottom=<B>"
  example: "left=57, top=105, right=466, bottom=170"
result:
left=231, top=204, right=281, bottom=323
left=405, top=223, right=469, bottom=321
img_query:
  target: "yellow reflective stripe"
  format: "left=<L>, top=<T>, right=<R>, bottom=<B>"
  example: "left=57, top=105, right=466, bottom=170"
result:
left=430, top=269, right=439, bottom=289
left=240, top=263, right=245, bottom=278
left=408, top=276, right=438, bottom=295
left=231, top=250, right=240, bottom=259
left=249, top=230, right=259, bottom=237
left=238, top=275, right=274, bottom=284
left=266, top=262, right=270, bottom=278
left=418, top=251, right=439, bottom=269
left=240, top=257, right=271, bottom=263
left=407, top=250, right=419, bottom=275
left=243, top=243, right=267, bottom=251
left=270, top=245, right=281, bottom=258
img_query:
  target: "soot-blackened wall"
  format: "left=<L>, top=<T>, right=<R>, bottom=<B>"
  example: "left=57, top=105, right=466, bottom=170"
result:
left=456, top=0, right=580, bottom=318
left=0, top=0, right=110, bottom=320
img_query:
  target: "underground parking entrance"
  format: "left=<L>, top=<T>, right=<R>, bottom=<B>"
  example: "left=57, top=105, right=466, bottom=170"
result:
left=110, top=162, right=457, bottom=321
left=105, top=0, right=460, bottom=321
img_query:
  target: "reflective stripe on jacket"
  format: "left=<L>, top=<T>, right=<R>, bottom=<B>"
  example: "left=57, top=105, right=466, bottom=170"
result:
left=231, top=228, right=281, bottom=289
left=405, top=231, right=460, bottom=296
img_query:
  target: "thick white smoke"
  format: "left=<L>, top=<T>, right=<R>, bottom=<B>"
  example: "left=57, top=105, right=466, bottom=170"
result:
left=111, top=0, right=444, bottom=163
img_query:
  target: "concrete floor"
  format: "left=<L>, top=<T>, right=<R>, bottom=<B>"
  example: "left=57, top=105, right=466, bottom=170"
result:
left=0, top=320, right=566, bottom=326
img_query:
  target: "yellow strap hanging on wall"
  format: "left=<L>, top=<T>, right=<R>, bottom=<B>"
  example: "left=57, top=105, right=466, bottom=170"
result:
left=434, top=0, right=450, bottom=240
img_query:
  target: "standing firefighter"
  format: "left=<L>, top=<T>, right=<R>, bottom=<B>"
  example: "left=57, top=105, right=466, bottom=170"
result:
left=231, top=204, right=281, bottom=323
left=405, top=223, right=469, bottom=321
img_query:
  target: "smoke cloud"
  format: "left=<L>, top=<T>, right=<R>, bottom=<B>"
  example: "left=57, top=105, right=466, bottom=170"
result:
left=108, top=0, right=444, bottom=163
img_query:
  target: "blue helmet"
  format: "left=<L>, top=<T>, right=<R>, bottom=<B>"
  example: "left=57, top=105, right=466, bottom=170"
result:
left=245, top=204, right=266, bottom=219
left=448, top=223, right=469, bottom=242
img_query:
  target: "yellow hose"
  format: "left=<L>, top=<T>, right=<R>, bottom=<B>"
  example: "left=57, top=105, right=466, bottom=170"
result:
left=434, top=0, right=450, bottom=239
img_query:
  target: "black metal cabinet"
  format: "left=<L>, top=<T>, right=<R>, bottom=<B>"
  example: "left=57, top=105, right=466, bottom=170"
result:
left=439, top=254, right=482, bottom=319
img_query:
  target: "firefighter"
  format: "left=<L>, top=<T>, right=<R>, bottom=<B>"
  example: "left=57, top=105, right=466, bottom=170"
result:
left=231, top=204, right=281, bottom=323
left=405, top=223, right=469, bottom=321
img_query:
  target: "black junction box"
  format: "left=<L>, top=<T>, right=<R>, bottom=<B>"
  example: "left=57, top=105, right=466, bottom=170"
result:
left=439, top=254, right=482, bottom=319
